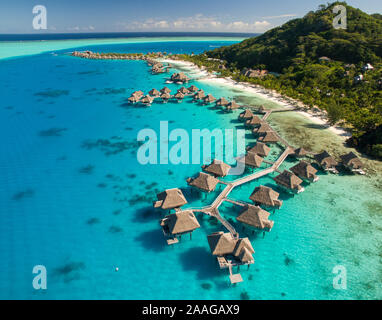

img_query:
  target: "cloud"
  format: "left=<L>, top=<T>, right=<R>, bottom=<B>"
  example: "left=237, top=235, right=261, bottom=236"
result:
left=261, top=14, right=297, bottom=19
left=117, top=14, right=273, bottom=33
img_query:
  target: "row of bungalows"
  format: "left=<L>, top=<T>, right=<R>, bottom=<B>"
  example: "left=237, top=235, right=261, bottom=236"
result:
left=313, top=151, right=364, bottom=174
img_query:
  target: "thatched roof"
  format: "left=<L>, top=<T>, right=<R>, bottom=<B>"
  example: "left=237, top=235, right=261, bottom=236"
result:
left=290, top=161, right=318, bottom=181
left=258, top=105, right=267, bottom=113
left=160, top=92, right=171, bottom=100
left=216, top=97, right=229, bottom=106
left=170, top=72, right=189, bottom=82
left=314, top=151, right=338, bottom=168
left=149, top=88, right=160, bottom=96
left=239, top=109, right=255, bottom=120
left=237, top=152, right=264, bottom=168
left=187, top=172, right=219, bottom=192
left=238, top=247, right=254, bottom=263
left=258, top=131, right=279, bottom=143
left=203, top=94, right=216, bottom=104
left=225, top=101, right=239, bottom=110
left=178, top=87, right=190, bottom=94
left=128, top=95, right=140, bottom=103
left=207, top=232, right=237, bottom=256
left=140, top=95, right=154, bottom=104
left=132, top=90, right=144, bottom=98
left=293, top=147, right=308, bottom=158
left=247, top=142, right=271, bottom=157
left=188, top=85, right=199, bottom=92
left=202, top=159, right=231, bottom=177
left=237, top=205, right=274, bottom=230
left=245, top=116, right=262, bottom=127
left=160, top=87, right=171, bottom=94
left=274, top=170, right=303, bottom=191
left=253, top=122, right=272, bottom=134
left=193, top=91, right=205, bottom=100
left=174, top=92, right=185, bottom=99
left=340, top=152, right=363, bottom=169
left=249, top=185, right=282, bottom=207
left=153, top=188, right=188, bottom=210
left=160, top=210, right=200, bottom=235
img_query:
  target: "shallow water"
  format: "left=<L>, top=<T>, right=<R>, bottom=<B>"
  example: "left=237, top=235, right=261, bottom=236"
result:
left=0, top=40, right=381, bottom=300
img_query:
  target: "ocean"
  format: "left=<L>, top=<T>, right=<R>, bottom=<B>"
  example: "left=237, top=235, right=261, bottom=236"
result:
left=0, top=36, right=381, bottom=300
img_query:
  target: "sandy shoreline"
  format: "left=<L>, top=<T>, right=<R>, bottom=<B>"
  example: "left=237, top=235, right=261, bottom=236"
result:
left=160, top=58, right=351, bottom=140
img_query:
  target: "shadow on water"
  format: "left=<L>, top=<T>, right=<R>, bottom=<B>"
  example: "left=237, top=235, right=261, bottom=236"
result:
left=135, top=228, right=167, bottom=252
left=179, top=246, right=219, bottom=281
left=133, top=206, right=159, bottom=223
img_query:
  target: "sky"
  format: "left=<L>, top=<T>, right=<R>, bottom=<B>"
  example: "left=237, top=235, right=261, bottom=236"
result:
left=0, top=0, right=381, bottom=34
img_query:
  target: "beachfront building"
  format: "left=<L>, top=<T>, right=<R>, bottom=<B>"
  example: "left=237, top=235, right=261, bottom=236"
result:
left=160, top=210, right=200, bottom=244
left=187, top=172, right=220, bottom=192
left=273, top=170, right=304, bottom=193
left=236, top=205, right=274, bottom=231
left=153, top=188, right=188, bottom=211
left=216, top=97, right=229, bottom=108
left=237, top=152, right=264, bottom=168
left=290, top=161, right=319, bottom=182
left=249, top=185, right=283, bottom=208
left=340, top=152, right=365, bottom=174
left=258, top=131, right=279, bottom=144
left=246, top=142, right=271, bottom=158
left=202, top=159, right=231, bottom=177
left=314, top=151, right=338, bottom=173
left=238, top=109, right=255, bottom=121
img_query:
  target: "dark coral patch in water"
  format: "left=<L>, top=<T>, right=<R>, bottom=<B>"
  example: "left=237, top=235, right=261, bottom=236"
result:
left=97, top=88, right=126, bottom=95
left=82, top=137, right=143, bottom=156
left=38, top=128, right=67, bottom=137
left=97, top=183, right=107, bottom=188
left=34, top=89, right=69, bottom=98
left=283, top=253, right=294, bottom=266
left=86, top=217, right=100, bottom=225
left=52, top=261, right=85, bottom=283
left=109, top=225, right=123, bottom=233
left=113, top=209, right=122, bottom=215
left=240, top=291, right=250, bottom=300
left=201, top=283, right=212, bottom=290
left=79, top=165, right=95, bottom=174
left=12, top=189, right=34, bottom=201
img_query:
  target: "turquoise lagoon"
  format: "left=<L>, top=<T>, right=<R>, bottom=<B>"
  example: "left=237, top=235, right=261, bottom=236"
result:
left=0, top=39, right=381, bottom=300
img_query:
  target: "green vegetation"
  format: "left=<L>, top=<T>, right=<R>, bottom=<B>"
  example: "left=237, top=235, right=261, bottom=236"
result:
left=178, top=2, right=382, bottom=159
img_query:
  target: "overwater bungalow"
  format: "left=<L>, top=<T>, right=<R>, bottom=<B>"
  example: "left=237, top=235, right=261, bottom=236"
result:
left=207, top=232, right=255, bottom=265
left=252, top=122, right=272, bottom=134
left=132, top=90, right=144, bottom=98
left=237, top=152, right=264, bottom=168
left=140, top=94, right=154, bottom=106
left=291, top=147, right=309, bottom=158
left=245, top=116, right=262, bottom=128
left=153, top=188, right=188, bottom=210
left=193, top=90, right=205, bottom=101
left=314, top=151, right=338, bottom=173
left=170, top=72, right=190, bottom=83
left=160, top=87, right=171, bottom=94
left=290, top=161, right=319, bottom=182
left=340, top=152, right=365, bottom=174
left=257, top=105, right=267, bottom=114
left=258, top=131, right=279, bottom=144
left=188, top=85, right=199, bottom=93
left=246, top=142, right=270, bottom=157
left=225, top=101, right=239, bottom=111
left=216, top=97, right=229, bottom=108
left=273, top=170, right=304, bottom=193
left=160, top=210, right=200, bottom=243
left=249, top=185, right=283, bottom=208
left=202, top=159, right=231, bottom=177
left=177, top=87, right=190, bottom=95
left=160, top=92, right=171, bottom=103
left=238, top=109, right=255, bottom=121
left=152, top=64, right=165, bottom=74
left=128, top=94, right=141, bottom=104
left=149, top=88, right=160, bottom=97
left=203, top=94, right=216, bottom=105
left=174, top=92, right=185, bottom=102
left=187, top=172, right=219, bottom=192
left=236, top=205, right=274, bottom=231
